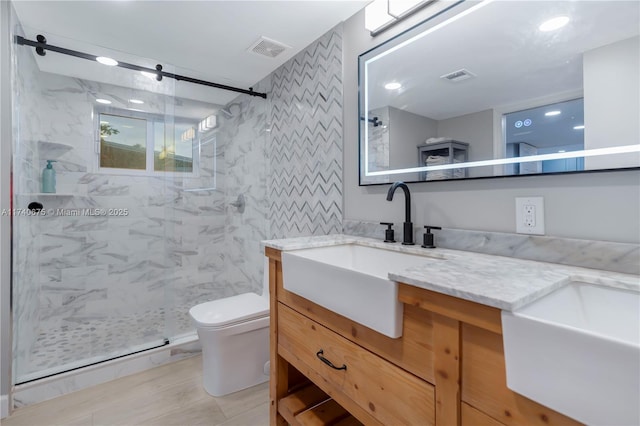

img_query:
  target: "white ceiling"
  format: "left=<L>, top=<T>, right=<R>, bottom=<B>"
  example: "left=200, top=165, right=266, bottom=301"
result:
left=12, top=0, right=368, bottom=105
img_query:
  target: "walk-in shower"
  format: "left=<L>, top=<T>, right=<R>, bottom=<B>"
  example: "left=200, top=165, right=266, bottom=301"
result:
left=10, top=13, right=268, bottom=385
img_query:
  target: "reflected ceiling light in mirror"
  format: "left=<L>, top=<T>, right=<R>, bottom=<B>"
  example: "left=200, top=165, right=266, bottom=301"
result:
left=96, top=56, right=118, bottom=66
left=545, top=110, right=561, bottom=116
left=574, top=125, right=585, bottom=130
left=129, top=99, right=144, bottom=104
left=384, top=81, right=402, bottom=90
left=538, top=16, right=570, bottom=32
left=95, top=98, right=111, bottom=104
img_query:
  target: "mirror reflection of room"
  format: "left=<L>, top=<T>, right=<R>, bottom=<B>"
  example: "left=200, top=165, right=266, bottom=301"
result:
left=360, top=0, right=639, bottom=184
left=505, top=98, right=584, bottom=175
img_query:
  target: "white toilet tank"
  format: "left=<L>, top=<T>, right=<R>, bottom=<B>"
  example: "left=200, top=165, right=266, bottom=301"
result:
left=189, top=259, right=271, bottom=397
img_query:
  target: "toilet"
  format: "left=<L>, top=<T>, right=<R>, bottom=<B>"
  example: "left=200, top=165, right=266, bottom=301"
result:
left=189, top=258, right=270, bottom=396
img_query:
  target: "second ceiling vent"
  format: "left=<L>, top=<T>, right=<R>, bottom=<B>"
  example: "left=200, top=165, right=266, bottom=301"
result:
left=247, top=36, right=290, bottom=58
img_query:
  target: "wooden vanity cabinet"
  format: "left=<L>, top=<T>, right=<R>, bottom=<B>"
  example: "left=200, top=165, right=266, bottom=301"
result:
left=266, top=247, right=582, bottom=426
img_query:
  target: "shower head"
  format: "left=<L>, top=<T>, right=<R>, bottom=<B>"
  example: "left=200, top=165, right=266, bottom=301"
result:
left=220, top=103, right=241, bottom=118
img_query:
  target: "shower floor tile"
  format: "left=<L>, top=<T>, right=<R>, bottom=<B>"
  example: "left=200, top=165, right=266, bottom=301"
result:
left=18, top=305, right=195, bottom=382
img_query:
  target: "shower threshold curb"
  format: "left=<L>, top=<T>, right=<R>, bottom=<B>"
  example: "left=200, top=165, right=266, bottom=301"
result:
left=11, top=333, right=200, bottom=411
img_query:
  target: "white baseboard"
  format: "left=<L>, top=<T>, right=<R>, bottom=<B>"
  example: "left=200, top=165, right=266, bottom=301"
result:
left=1, top=394, right=9, bottom=419
left=12, top=333, right=200, bottom=409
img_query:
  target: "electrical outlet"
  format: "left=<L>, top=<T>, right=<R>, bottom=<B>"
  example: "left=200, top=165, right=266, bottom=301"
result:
left=516, top=197, right=545, bottom=235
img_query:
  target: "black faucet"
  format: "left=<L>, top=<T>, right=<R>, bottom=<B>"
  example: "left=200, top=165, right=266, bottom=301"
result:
left=386, top=181, right=414, bottom=245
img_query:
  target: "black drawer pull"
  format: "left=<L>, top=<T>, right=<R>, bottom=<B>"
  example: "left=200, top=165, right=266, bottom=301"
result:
left=316, top=349, right=347, bottom=371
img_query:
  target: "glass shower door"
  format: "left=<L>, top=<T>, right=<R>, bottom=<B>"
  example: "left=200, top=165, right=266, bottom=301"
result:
left=10, top=23, right=179, bottom=383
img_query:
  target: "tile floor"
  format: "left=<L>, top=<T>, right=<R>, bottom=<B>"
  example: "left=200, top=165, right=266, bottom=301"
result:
left=3, top=355, right=269, bottom=426
left=18, top=305, right=194, bottom=381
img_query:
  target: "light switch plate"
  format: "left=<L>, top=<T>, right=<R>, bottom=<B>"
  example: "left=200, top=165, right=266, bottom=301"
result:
left=516, top=197, right=545, bottom=235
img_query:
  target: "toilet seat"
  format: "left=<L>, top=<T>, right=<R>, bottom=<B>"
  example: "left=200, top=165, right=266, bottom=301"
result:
left=189, top=293, right=269, bottom=329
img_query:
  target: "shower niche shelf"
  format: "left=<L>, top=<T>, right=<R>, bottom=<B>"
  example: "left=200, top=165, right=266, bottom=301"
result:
left=37, top=140, right=73, bottom=157
left=20, top=193, right=74, bottom=198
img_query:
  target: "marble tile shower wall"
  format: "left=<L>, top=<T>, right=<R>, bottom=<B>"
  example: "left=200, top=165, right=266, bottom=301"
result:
left=217, top=81, right=270, bottom=297
left=11, top=67, right=227, bottom=379
left=364, top=106, right=391, bottom=184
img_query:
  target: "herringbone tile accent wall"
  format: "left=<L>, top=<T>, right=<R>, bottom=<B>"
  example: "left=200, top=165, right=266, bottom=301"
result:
left=269, top=26, right=343, bottom=238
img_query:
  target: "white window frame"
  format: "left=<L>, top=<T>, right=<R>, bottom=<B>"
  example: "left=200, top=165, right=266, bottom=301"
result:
left=95, top=107, right=200, bottom=177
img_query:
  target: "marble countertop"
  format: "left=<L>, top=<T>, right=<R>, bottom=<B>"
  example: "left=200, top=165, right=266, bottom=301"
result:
left=262, top=234, right=640, bottom=311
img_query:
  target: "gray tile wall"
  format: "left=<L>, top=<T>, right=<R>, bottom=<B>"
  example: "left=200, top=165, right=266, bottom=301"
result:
left=268, top=25, right=344, bottom=238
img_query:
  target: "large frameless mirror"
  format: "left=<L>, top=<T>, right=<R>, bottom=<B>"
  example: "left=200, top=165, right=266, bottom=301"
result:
left=359, top=0, right=640, bottom=185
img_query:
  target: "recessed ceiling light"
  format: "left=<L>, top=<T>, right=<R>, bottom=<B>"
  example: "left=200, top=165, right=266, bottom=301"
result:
left=539, top=16, right=569, bottom=32
left=96, top=56, right=118, bottom=66
left=96, top=98, right=111, bottom=104
left=545, top=110, right=561, bottom=117
left=140, top=71, right=157, bottom=79
left=384, top=82, right=402, bottom=90
left=573, top=125, right=585, bottom=130
left=129, top=99, right=144, bottom=104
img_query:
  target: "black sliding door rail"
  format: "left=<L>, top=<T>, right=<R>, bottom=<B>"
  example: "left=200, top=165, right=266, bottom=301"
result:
left=16, top=35, right=267, bottom=99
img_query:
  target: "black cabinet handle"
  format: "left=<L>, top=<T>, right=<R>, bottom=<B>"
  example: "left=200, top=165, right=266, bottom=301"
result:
left=316, top=350, right=346, bottom=371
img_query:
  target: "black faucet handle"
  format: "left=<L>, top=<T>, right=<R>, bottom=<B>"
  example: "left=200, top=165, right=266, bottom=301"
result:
left=380, top=222, right=396, bottom=243
left=422, top=226, right=441, bottom=249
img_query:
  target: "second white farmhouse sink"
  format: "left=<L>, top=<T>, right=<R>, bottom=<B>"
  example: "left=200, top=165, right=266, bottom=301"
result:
left=502, top=281, right=640, bottom=426
left=281, top=244, right=436, bottom=338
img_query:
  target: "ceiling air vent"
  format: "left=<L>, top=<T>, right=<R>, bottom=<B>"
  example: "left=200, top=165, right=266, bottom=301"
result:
left=248, top=36, right=290, bottom=58
left=440, top=68, right=476, bottom=82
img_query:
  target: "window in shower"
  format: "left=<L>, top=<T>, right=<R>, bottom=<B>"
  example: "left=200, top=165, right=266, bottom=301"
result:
left=100, top=114, right=147, bottom=170
left=98, top=111, right=198, bottom=175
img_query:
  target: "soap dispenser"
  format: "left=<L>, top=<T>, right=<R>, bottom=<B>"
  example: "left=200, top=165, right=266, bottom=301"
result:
left=42, top=160, right=57, bottom=193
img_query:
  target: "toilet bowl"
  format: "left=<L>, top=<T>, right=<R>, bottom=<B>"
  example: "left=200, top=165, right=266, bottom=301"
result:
left=189, top=257, right=270, bottom=397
